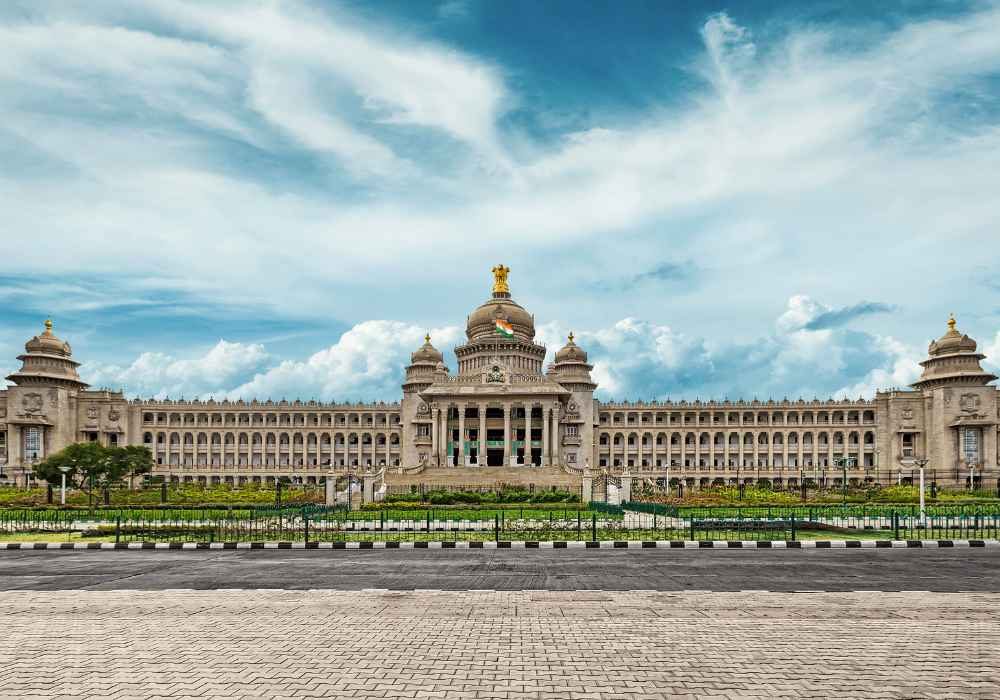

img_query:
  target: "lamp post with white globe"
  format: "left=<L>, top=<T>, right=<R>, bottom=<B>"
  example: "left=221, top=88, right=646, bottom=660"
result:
left=914, top=457, right=929, bottom=525
left=58, top=464, right=72, bottom=506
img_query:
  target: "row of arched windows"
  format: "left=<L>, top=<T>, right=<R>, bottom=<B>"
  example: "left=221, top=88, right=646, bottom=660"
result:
left=143, top=431, right=401, bottom=448
left=142, top=412, right=400, bottom=427
left=598, top=431, right=877, bottom=449
left=598, top=409, right=876, bottom=426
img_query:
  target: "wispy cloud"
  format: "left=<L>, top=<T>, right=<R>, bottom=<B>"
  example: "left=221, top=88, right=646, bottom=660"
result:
left=1, top=2, right=998, bottom=395
left=804, top=302, right=897, bottom=330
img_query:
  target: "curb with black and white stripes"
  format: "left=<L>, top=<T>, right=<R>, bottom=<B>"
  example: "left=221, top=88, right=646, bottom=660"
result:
left=2, top=539, right=999, bottom=550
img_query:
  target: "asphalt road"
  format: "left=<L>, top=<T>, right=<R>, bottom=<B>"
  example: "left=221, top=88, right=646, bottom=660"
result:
left=1, top=548, right=999, bottom=591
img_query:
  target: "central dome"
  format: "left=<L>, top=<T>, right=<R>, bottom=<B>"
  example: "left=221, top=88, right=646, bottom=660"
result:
left=466, top=298, right=535, bottom=342
left=465, top=265, right=535, bottom=342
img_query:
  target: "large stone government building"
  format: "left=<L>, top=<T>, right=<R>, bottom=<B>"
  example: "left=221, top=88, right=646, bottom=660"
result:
left=1, top=267, right=997, bottom=491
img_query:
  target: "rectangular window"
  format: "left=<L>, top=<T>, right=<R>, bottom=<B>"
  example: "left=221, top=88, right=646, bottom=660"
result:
left=0, top=432, right=5, bottom=447
left=23, top=427, right=42, bottom=460
left=963, top=428, right=981, bottom=464
left=566, top=425, right=579, bottom=436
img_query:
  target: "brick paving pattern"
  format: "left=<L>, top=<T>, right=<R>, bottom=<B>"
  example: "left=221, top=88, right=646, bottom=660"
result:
left=0, top=589, right=997, bottom=699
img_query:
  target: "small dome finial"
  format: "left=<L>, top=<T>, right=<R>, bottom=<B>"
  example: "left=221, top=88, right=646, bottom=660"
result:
left=424, top=333, right=431, bottom=344
left=568, top=332, right=574, bottom=343
left=947, top=313, right=956, bottom=332
left=43, top=318, right=53, bottom=335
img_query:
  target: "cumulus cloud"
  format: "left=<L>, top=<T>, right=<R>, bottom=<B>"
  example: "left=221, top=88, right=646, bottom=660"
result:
left=54, top=295, right=947, bottom=402
left=548, top=295, right=923, bottom=401
left=82, top=340, right=271, bottom=399
left=983, top=331, right=1000, bottom=372
left=77, top=321, right=463, bottom=402
left=224, top=321, right=462, bottom=402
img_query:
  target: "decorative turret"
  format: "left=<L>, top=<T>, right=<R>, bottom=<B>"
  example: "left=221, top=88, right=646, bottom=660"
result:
left=911, top=315, right=997, bottom=390
left=402, top=333, right=446, bottom=393
left=550, top=332, right=596, bottom=390
left=6, top=319, right=89, bottom=390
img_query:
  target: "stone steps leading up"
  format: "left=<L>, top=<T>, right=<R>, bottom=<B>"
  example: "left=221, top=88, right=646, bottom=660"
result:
left=385, top=466, right=581, bottom=490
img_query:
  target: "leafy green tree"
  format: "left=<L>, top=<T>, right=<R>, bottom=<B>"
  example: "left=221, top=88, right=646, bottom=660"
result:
left=35, top=443, right=154, bottom=504
left=34, top=442, right=105, bottom=491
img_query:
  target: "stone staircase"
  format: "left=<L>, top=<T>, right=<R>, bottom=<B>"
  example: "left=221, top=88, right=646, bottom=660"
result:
left=384, top=465, right=582, bottom=491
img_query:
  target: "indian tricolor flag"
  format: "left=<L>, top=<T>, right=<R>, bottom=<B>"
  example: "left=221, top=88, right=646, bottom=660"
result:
left=495, top=319, right=514, bottom=338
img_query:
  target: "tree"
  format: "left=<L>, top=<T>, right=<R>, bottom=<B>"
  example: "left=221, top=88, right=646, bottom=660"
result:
left=35, top=443, right=155, bottom=504
left=34, top=442, right=105, bottom=491
left=118, top=445, right=154, bottom=489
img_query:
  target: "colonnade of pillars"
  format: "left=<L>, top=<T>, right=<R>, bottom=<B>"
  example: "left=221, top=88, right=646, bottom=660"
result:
left=429, top=402, right=561, bottom=467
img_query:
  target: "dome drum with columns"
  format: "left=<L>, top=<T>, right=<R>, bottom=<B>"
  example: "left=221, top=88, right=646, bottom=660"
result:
left=0, top=274, right=996, bottom=492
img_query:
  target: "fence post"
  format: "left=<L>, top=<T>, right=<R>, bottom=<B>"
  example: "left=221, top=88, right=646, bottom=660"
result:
left=790, top=514, right=796, bottom=542
left=494, top=514, right=499, bottom=543
left=690, top=517, right=695, bottom=541
left=577, top=511, right=581, bottom=540
left=893, top=511, right=899, bottom=540
left=303, top=507, right=309, bottom=545
left=591, top=513, right=597, bottom=542
left=161, top=480, right=168, bottom=504
left=115, top=515, right=121, bottom=545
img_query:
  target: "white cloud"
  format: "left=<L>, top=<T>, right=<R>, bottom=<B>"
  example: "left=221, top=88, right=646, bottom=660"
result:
left=554, top=295, right=923, bottom=401
left=50, top=294, right=971, bottom=402
left=224, top=321, right=462, bottom=401
left=76, top=320, right=463, bottom=402
left=983, top=331, right=1000, bottom=372
left=1, top=3, right=999, bottom=362
left=81, top=340, right=271, bottom=398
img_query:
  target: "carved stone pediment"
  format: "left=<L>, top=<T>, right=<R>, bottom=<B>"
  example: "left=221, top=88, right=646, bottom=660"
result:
left=482, top=357, right=510, bottom=385
left=959, top=393, right=981, bottom=414
left=22, top=393, right=43, bottom=416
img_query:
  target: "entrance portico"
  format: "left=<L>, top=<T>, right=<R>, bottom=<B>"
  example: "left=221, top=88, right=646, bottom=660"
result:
left=422, top=383, right=569, bottom=468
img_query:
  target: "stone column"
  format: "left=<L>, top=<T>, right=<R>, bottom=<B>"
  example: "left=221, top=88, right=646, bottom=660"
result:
left=479, top=403, right=487, bottom=466
left=458, top=406, right=465, bottom=467
left=440, top=407, right=449, bottom=466
left=709, top=432, right=716, bottom=475
left=581, top=474, right=593, bottom=503
left=541, top=404, right=549, bottom=467
left=524, top=404, right=532, bottom=466
left=503, top=403, right=512, bottom=465
left=552, top=405, right=560, bottom=467
left=768, top=430, right=774, bottom=476
left=430, top=407, right=438, bottom=467
left=325, top=474, right=336, bottom=505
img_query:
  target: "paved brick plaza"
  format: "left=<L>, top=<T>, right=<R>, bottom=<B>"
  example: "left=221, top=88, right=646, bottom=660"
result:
left=0, top=589, right=998, bottom=699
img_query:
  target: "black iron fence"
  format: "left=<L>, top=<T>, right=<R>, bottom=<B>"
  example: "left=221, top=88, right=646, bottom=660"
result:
left=1, top=506, right=999, bottom=542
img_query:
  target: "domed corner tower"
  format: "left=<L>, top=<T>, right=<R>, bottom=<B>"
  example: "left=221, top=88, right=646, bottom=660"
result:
left=548, top=333, right=598, bottom=472
left=454, top=264, right=547, bottom=376
left=910, top=315, right=998, bottom=478
left=400, top=333, right=446, bottom=468
left=4, top=319, right=89, bottom=471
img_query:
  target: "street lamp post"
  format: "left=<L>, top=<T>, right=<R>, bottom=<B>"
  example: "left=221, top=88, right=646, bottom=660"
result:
left=914, top=457, right=929, bottom=525
left=58, top=465, right=72, bottom=506
left=834, top=457, right=856, bottom=505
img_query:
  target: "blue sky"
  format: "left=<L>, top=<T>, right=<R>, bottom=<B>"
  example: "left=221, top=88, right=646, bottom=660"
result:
left=1, top=0, right=999, bottom=402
